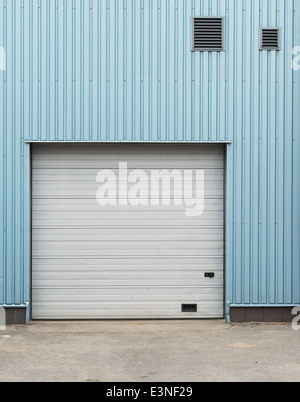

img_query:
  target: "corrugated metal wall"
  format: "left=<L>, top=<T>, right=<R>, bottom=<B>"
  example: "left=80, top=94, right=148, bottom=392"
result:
left=0, top=0, right=31, bottom=308
left=0, top=0, right=299, bottom=314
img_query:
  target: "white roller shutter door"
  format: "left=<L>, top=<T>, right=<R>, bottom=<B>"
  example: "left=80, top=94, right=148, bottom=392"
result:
left=32, top=144, right=225, bottom=319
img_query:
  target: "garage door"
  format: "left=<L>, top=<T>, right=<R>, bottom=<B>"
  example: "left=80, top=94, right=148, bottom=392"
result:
left=32, top=144, right=225, bottom=319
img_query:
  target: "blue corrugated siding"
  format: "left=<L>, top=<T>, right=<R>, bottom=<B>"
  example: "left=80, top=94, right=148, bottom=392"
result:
left=0, top=0, right=299, bottom=312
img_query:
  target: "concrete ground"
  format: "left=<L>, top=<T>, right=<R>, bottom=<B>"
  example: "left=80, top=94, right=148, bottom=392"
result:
left=0, top=320, right=299, bottom=382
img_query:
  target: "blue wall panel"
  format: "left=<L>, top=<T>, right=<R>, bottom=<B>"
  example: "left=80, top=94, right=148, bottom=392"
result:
left=0, top=0, right=299, bottom=315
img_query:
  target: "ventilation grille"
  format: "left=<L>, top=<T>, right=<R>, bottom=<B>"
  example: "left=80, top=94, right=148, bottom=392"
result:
left=182, top=304, right=198, bottom=313
left=260, top=28, right=281, bottom=50
left=192, top=17, right=224, bottom=52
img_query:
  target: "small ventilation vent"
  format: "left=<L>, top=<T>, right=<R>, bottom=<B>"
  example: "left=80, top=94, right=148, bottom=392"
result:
left=260, top=28, right=281, bottom=51
left=192, top=17, right=225, bottom=52
left=182, top=304, right=198, bottom=313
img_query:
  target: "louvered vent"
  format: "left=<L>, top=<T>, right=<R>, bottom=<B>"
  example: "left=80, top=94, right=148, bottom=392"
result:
left=192, top=17, right=225, bottom=52
left=260, top=28, right=281, bottom=51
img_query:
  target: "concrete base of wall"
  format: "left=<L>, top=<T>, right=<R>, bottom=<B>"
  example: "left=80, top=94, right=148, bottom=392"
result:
left=230, top=307, right=296, bottom=323
left=1, top=307, right=297, bottom=325
left=3, top=308, right=26, bottom=325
